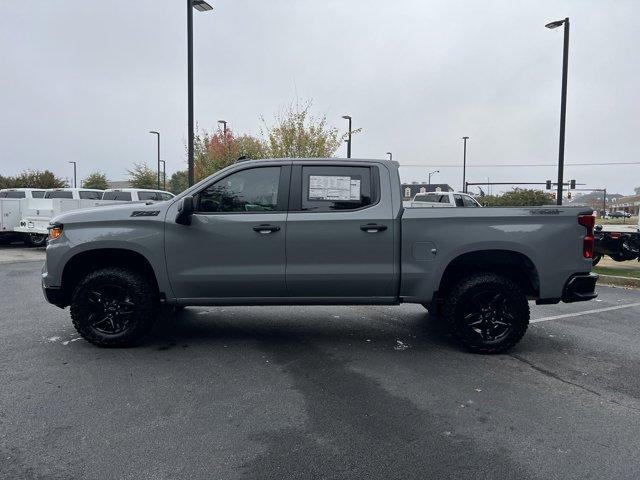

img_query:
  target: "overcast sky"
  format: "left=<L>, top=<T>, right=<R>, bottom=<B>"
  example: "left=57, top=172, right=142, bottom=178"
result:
left=1, top=0, right=639, bottom=194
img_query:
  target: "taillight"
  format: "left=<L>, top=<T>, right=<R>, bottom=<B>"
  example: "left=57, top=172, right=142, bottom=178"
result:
left=578, top=215, right=595, bottom=259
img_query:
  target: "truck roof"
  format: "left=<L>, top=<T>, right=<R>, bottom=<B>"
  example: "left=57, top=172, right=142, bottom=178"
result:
left=237, top=157, right=400, bottom=168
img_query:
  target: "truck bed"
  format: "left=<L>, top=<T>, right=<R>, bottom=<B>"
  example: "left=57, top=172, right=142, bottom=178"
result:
left=400, top=205, right=594, bottom=303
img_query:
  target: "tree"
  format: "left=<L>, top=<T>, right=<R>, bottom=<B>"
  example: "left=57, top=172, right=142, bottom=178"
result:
left=262, top=99, right=341, bottom=158
left=169, top=170, right=189, bottom=195
left=83, top=171, right=109, bottom=190
left=194, top=126, right=267, bottom=182
left=634, top=186, right=640, bottom=195
left=479, top=188, right=553, bottom=207
left=127, top=163, right=157, bottom=189
left=0, top=170, right=67, bottom=189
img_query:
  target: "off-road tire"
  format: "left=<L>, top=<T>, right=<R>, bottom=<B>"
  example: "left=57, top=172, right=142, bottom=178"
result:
left=443, top=272, right=529, bottom=354
left=70, top=267, right=159, bottom=347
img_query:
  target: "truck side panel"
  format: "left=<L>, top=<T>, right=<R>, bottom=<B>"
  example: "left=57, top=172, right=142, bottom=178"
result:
left=400, top=207, right=593, bottom=303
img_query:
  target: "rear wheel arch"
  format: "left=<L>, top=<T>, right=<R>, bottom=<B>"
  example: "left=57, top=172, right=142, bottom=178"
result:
left=60, top=248, right=159, bottom=307
left=437, top=249, right=540, bottom=301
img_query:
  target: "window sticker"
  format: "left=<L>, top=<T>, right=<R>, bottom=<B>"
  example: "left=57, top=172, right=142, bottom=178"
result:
left=309, top=175, right=361, bottom=201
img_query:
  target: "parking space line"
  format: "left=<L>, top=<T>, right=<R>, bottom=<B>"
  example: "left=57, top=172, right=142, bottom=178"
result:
left=531, top=302, right=640, bottom=324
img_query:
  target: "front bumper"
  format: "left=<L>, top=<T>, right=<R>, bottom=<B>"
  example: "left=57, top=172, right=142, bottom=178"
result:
left=562, top=273, right=598, bottom=303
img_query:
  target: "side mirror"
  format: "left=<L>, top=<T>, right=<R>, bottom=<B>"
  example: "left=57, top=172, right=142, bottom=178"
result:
left=175, top=196, right=194, bottom=225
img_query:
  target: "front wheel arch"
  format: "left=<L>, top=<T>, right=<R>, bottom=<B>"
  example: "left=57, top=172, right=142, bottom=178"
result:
left=60, top=248, right=159, bottom=308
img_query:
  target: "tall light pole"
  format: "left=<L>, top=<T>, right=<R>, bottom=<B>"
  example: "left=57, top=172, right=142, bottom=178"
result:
left=428, top=170, right=439, bottom=186
left=546, top=17, right=570, bottom=206
left=149, top=131, right=160, bottom=189
left=386, top=152, right=392, bottom=161
left=342, top=115, right=352, bottom=158
left=217, top=119, right=227, bottom=135
left=462, top=136, right=469, bottom=192
left=159, top=160, right=166, bottom=190
left=187, top=0, right=213, bottom=187
left=68, top=161, right=77, bottom=188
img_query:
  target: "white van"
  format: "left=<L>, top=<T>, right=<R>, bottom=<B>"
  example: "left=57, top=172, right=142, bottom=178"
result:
left=101, top=188, right=174, bottom=202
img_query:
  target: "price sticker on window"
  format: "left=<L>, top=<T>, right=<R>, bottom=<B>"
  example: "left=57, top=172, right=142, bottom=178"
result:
left=309, top=175, right=361, bottom=201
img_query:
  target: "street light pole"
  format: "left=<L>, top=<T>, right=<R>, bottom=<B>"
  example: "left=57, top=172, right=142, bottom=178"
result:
left=187, top=0, right=213, bottom=187
left=462, top=136, right=469, bottom=192
left=342, top=115, right=352, bottom=158
left=68, top=161, right=77, bottom=188
left=428, top=170, right=439, bottom=186
left=159, top=160, right=166, bottom=190
left=149, top=131, right=160, bottom=189
left=546, top=17, right=570, bottom=206
left=218, top=119, right=227, bottom=135
left=386, top=152, right=392, bottom=161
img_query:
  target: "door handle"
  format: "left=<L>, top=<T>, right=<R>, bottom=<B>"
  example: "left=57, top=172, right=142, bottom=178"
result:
left=360, top=223, right=388, bottom=233
left=253, top=224, right=280, bottom=234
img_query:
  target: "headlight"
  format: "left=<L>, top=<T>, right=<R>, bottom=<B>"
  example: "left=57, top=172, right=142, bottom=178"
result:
left=48, top=224, right=63, bottom=241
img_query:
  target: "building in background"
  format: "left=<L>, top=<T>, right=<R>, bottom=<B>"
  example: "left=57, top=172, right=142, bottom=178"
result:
left=401, top=182, right=453, bottom=201
left=609, top=194, right=640, bottom=215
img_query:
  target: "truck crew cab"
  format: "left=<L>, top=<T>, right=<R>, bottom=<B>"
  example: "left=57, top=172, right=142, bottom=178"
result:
left=42, top=158, right=597, bottom=353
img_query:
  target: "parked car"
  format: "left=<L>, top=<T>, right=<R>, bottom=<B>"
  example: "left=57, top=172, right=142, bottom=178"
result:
left=0, top=188, right=49, bottom=245
left=101, top=189, right=174, bottom=202
left=42, top=158, right=597, bottom=353
left=608, top=211, right=632, bottom=219
left=411, top=191, right=481, bottom=208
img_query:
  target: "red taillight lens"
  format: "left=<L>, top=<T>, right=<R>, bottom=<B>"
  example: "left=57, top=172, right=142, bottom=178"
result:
left=578, top=215, right=595, bottom=259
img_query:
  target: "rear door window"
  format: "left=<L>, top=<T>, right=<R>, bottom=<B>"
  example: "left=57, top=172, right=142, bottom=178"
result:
left=414, top=193, right=440, bottom=202
left=45, top=191, right=73, bottom=199
left=103, top=191, right=132, bottom=201
left=138, top=191, right=160, bottom=201
left=79, top=191, right=102, bottom=200
left=299, top=166, right=375, bottom=212
left=31, top=190, right=45, bottom=198
left=2, top=191, right=26, bottom=199
left=453, top=194, right=464, bottom=207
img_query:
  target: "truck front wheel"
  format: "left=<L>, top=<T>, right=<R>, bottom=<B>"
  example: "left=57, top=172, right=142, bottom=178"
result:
left=70, top=267, right=159, bottom=347
left=443, top=273, right=529, bottom=354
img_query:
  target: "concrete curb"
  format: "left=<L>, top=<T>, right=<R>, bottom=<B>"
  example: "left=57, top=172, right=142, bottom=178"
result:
left=597, top=274, right=640, bottom=289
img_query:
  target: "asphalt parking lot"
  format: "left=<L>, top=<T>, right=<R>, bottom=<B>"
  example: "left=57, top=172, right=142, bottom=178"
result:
left=2, top=249, right=640, bottom=480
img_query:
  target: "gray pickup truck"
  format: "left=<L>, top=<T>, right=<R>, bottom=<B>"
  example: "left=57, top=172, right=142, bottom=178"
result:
left=42, top=158, right=597, bottom=353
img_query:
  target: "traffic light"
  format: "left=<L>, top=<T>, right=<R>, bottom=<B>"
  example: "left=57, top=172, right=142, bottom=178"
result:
left=570, top=179, right=576, bottom=189
left=546, top=180, right=552, bottom=190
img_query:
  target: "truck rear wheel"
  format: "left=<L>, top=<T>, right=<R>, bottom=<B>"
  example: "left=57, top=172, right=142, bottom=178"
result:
left=443, top=273, right=529, bottom=354
left=70, top=267, right=159, bottom=347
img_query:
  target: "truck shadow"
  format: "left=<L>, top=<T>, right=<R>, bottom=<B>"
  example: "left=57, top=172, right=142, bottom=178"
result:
left=146, top=306, right=460, bottom=353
